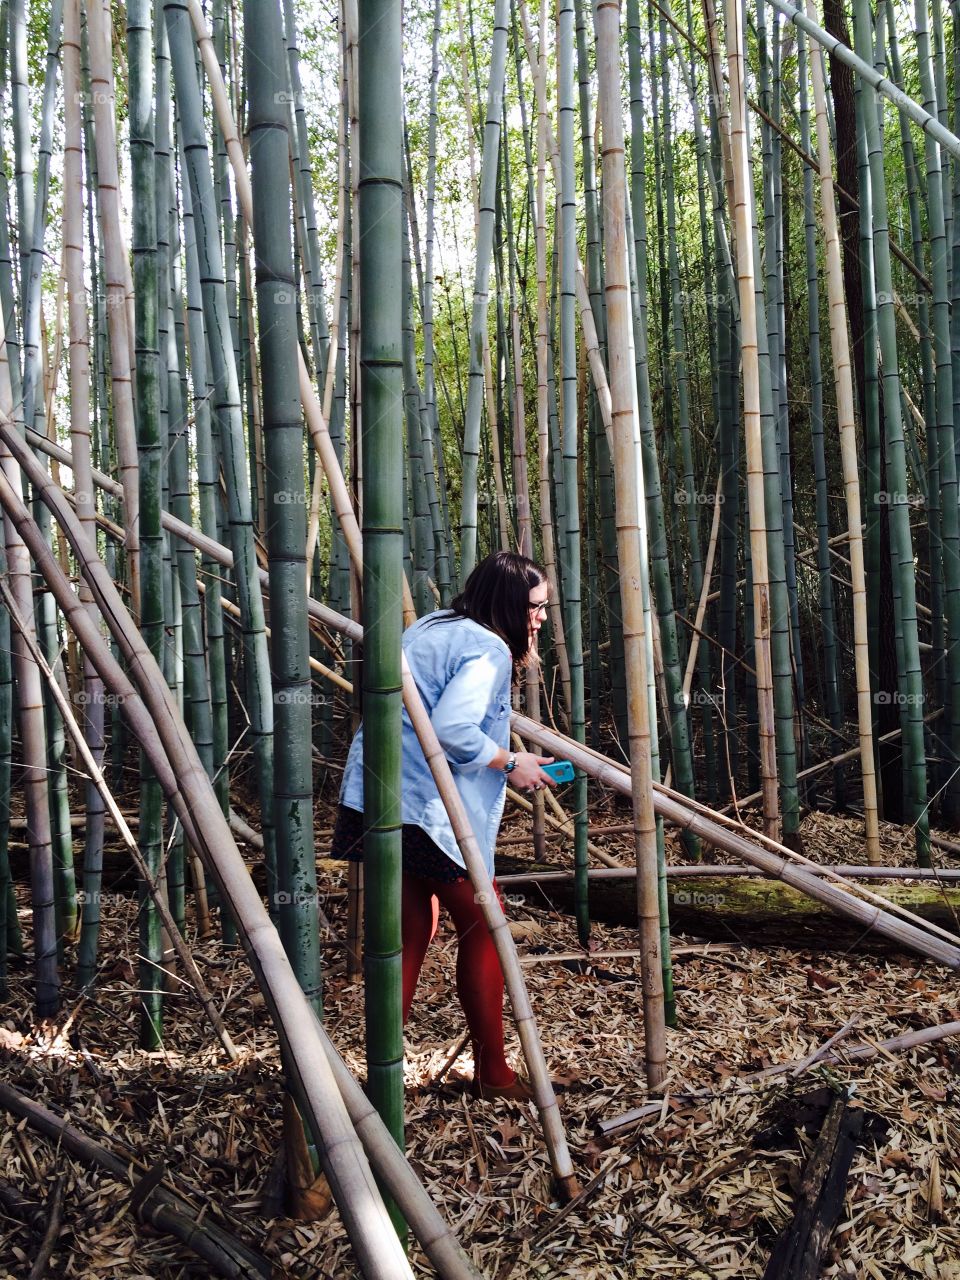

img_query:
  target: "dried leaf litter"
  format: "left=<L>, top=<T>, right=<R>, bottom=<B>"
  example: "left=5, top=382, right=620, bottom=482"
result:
left=0, top=807, right=957, bottom=1278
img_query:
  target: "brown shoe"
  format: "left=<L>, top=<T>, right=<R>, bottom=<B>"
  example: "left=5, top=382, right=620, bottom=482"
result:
left=470, top=1075, right=535, bottom=1103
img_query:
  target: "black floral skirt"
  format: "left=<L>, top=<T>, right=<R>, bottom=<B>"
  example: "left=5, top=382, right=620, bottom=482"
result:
left=329, top=803, right=468, bottom=884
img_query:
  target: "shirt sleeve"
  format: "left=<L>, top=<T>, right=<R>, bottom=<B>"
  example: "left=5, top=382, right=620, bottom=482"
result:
left=430, top=646, right=511, bottom=770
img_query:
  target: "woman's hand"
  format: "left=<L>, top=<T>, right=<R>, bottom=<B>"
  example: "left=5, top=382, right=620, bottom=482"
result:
left=511, top=753, right=556, bottom=791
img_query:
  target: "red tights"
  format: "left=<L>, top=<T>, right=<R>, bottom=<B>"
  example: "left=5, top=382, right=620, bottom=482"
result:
left=401, top=873, right=515, bottom=1087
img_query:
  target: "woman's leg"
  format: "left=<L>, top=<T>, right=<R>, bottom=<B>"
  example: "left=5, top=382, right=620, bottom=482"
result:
left=401, top=873, right=440, bottom=1021
left=433, top=877, right=514, bottom=1087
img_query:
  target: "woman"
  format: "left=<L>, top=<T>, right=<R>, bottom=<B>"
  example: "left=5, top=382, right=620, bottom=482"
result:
left=331, top=551, right=557, bottom=1100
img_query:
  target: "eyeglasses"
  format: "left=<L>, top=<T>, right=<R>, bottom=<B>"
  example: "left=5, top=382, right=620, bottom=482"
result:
left=528, top=601, right=548, bottom=618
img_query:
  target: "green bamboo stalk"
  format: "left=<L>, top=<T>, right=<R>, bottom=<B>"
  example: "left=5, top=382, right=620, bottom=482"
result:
left=165, top=0, right=280, bottom=912
left=357, top=0, right=406, bottom=1225
left=129, top=0, right=165, bottom=1046
left=244, top=0, right=322, bottom=1012
left=851, top=0, right=929, bottom=864
left=557, top=0, right=590, bottom=943
left=914, top=0, right=960, bottom=825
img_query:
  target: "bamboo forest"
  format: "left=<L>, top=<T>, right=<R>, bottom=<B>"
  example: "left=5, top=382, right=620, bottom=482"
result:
left=3, top=0, right=960, bottom=1271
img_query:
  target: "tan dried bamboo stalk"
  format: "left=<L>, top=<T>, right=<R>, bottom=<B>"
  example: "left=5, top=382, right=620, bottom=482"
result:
left=701, top=0, right=735, bottom=214
left=529, top=0, right=572, bottom=712
left=724, top=0, right=779, bottom=841
left=0, top=577, right=237, bottom=1059
left=84, top=0, right=140, bottom=617
left=0, top=419, right=483, bottom=1280
left=185, top=0, right=416, bottom=625
left=806, top=1, right=880, bottom=864
left=593, top=0, right=667, bottom=1089
left=510, top=712, right=960, bottom=968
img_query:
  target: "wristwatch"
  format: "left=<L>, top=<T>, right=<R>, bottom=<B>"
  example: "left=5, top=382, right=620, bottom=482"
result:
left=503, top=752, right=517, bottom=774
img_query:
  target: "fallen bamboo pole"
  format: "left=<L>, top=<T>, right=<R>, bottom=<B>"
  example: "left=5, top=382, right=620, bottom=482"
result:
left=509, top=713, right=960, bottom=969
left=598, top=1017, right=960, bottom=1137
left=497, top=864, right=960, bottom=884
left=525, top=718, right=960, bottom=951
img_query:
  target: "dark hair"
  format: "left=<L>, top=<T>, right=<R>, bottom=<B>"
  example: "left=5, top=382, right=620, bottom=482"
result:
left=431, top=551, right=547, bottom=672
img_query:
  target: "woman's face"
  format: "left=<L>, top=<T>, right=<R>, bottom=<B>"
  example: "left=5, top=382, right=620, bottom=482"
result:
left=527, top=581, right=550, bottom=645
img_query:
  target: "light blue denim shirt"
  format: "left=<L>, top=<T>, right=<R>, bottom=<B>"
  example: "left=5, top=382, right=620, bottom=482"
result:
left=339, top=612, right=514, bottom=879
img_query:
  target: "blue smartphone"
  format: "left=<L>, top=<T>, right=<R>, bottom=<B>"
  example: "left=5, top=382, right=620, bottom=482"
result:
left=541, top=760, right=575, bottom=784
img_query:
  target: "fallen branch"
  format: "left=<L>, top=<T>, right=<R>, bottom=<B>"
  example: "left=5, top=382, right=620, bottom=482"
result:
left=598, top=1018, right=960, bottom=1136
left=0, top=1082, right=271, bottom=1278
left=762, top=1092, right=864, bottom=1280
left=27, top=1173, right=66, bottom=1280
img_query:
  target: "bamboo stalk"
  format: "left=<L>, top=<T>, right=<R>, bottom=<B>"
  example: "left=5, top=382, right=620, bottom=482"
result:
left=770, top=0, right=960, bottom=162
left=805, top=1, right=879, bottom=862
left=592, top=0, right=667, bottom=1089
left=724, top=0, right=779, bottom=840
left=85, top=0, right=140, bottom=616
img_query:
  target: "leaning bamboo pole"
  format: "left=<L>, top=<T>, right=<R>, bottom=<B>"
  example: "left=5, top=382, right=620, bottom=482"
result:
left=0, top=576, right=238, bottom=1061
left=769, top=0, right=960, bottom=163
left=36, top=412, right=581, bottom=1195
left=0, top=415, right=479, bottom=1280
left=805, top=3, right=880, bottom=863
left=592, top=0, right=667, bottom=1090
left=0, top=350, right=57, bottom=1018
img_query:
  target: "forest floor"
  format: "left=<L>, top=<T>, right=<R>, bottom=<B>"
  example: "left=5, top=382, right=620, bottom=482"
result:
left=1, top=794, right=959, bottom=1279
